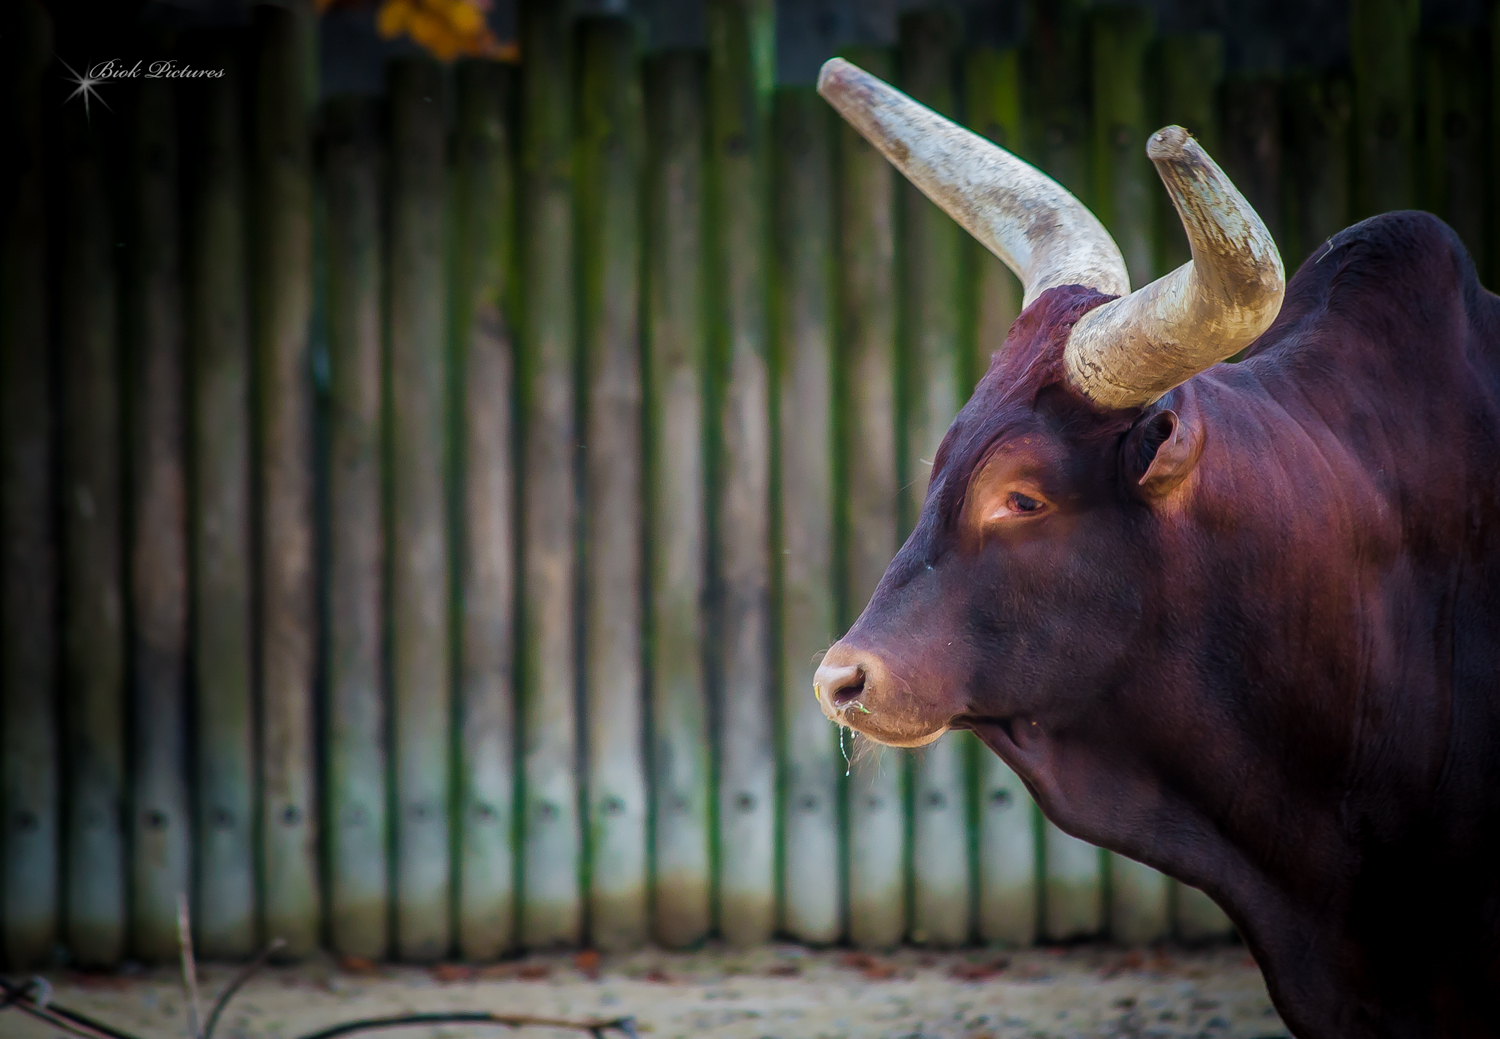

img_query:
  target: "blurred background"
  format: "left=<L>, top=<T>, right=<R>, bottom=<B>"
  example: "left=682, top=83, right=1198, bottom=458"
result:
left=0, top=0, right=1489, bottom=972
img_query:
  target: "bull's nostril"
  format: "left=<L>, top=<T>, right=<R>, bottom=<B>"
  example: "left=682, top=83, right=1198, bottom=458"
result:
left=831, top=671, right=865, bottom=706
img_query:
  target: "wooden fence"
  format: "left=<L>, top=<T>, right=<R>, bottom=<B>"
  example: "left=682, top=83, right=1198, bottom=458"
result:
left=1, top=0, right=1494, bottom=967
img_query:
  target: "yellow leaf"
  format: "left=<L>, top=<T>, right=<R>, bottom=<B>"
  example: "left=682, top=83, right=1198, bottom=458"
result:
left=376, top=0, right=411, bottom=39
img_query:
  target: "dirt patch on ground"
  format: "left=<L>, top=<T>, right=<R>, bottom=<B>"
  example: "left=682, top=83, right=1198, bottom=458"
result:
left=5, top=944, right=1286, bottom=1039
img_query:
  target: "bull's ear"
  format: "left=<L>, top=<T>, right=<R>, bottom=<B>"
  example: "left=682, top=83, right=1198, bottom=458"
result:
left=1124, top=409, right=1201, bottom=498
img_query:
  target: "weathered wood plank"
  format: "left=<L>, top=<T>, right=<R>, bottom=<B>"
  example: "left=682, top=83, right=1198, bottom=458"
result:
left=577, top=16, right=649, bottom=952
left=1282, top=77, right=1351, bottom=311
left=963, top=45, right=1023, bottom=390
left=518, top=0, right=582, bottom=949
left=1089, top=4, right=1170, bottom=946
left=1423, top=28, right=1487, bottom=279
left=835, top=43, right=906, bottom=952
left=0, top=0, right=58, bottom=970
left=773, top=86, right=840, bottom=947
left=321, top=95, right=388, bottom=961
left=1154, top=33, right=1224, bottom=275
left=186, top=45, right=257, bottom=960
left=962, top=42, right=1036, bottom=948
left=1350, top=0, right=1418, bottom=218
left=1024, top=0, right=1103, bottom=940
left=386, top=57, right=452, bottom=963
left=643, top=50, right=713, bottom=950
left=707, top=0, right=777, bottom=947
left=452, top=59, right=517, bottom=963
left=126, top=77, right=193, bottom=964
left=58, top=101, right=127, bottom=970
left=900, top=8, right=971, bottom=949
left=251, top=2, right=321, bottom=955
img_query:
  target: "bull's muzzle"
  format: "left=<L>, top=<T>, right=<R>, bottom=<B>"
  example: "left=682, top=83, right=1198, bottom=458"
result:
left=814, top=643, right=947, bottom=748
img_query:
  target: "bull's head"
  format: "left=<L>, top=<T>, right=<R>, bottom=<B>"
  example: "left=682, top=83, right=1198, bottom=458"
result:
left=813, top=60, right=1284, bottom=839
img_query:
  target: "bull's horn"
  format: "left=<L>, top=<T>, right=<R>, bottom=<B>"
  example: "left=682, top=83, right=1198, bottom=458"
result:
left=1064, top=126, right=1285, bottom=408
left=816, top=57, right=1129, bottom=307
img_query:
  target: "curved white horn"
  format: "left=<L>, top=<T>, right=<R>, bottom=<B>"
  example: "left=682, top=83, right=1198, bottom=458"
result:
left=1064, top=126, right=1285, bottom=409
left=817, top=57, right=1128, bottom=306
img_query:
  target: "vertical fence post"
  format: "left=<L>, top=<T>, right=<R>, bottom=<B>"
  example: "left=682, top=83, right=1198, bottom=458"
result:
left=0, top=0, right=57, bottom=970
left=643, top=51, right=713, bottom=950
left=707, top=0, right=777, bottom=947
left=58, top=101, right=127, bottom=970
left=899, top=8, right=970, bottom=950
left=963, top=43, right=1037, bottom=950
left=1154, top=33, right=1224, bottom=276
left=322, top=95, right=388, bottom=961
left=1089, top=4, right=1170, bottom=947
left=577, top=16, right=649, bottom=952
left=1026, top=0, right=1103, bottom=942
left=1423, top=28, right=1488, bottom=279
left=1282, top=76, right=1351, bottom=289
left=1493, top=3, right=1500, bottom=289
left=452, top=59, right=517, bottom=963
left=836, top=43, right=906, bottom=952
left=1351, top=0, right=1418, bottom=219
left=518, top=0, right=582, bottom=949
left=386, top=57, right=452, bottom=963
left=773, top=86, right=840, bottom=947
left=187, top=45, right=257, bottom=961
left=126, top=77, right=193, bottom=963
left=252, top=1, right=321, bottom=956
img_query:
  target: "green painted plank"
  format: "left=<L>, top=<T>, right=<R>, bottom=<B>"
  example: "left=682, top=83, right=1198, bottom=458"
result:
left=1423, top=28, right=1487, bottom=280
left=963, top=44, right=1036, bottom=948
left=0, top=0, right=57, bottom=970
left=834, top=43, right=905, bottom=953
left=386, top=57, right=452, bottom=963
left=518, top=0, right=582, bottom=949
left=451, top=59, right=517, bottom=963
left=899, top=8, right=970, bottom=949
left=963, top=45, right=1024, bottom=391
left=322, top=95, right=388, bottom=961
left=772, top=87, right=839, bottom=947
left=1219, top=76, right=1284, bottom=253
left=186, top=46, right=257, bottom=961
left=1089, top=4, right=1170, bottom=946
left=58, top=101, right=127, bottom=970
left=1154, top=33, right=1224, bottom=275
left=1350, top=0, right=1419, bottom=218
left=1022, top=0, right=1104, bottom=940
left=643, top=51, right=713, bottom=951
left=126, top=77, right=193, bottom=964
left=252, top=2, right=321, bottom=956
left=707, top=0, right=777, bottom=947
left=577, top=16, right=649, bottom=953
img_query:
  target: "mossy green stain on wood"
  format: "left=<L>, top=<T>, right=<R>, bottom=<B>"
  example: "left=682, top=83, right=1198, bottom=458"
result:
left=643, top=51, right=713, bottom=951
left=577, top=16, right=650, bottom=953
left=125, top=77, right=193, bottom=964
left=251, top=2, right=321, bottom=956
left=451, top=59, right=518, bottom=962
left=0, top=0, right=58, bottom=971
left=186, top=49, right=257, bottom=960
left=322, top=95, right=389, bottom=961
left=518, top=0, right=582, bottom=950
left=772, top=87, right=839, bottom=947
left=386, top=57, right=453, bottom=964
left=58, top=103, right=127, bottom=970
left=834, top=43, right=905, bottom=952
left=707, top=0, right=777, bottom=948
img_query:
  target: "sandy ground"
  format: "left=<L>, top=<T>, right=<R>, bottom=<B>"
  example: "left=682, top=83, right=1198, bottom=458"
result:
left=3, top=944, right=1287, bottom=1039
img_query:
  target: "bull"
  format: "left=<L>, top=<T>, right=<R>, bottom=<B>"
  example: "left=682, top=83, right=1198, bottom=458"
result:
left=812, top=59, right=1500, bottom=1038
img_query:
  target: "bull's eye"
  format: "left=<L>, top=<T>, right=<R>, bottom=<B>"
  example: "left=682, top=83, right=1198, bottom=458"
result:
left=1007, top=491, right=1043, bottom=514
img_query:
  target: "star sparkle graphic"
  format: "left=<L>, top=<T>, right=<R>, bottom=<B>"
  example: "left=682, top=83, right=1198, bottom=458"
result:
left=58, top=57, right=111, bottom=120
